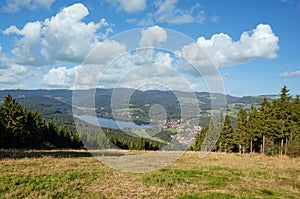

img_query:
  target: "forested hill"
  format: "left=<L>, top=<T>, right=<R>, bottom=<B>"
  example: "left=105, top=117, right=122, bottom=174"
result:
left=0, top=88, right=275, bottom=106
left=0, top=88, right=278, bottom=124
left=0, top=94, right=82, bottom=149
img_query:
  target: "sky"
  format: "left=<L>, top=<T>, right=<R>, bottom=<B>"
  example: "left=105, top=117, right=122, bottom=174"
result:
left=0, top=0, right=299, bottom=97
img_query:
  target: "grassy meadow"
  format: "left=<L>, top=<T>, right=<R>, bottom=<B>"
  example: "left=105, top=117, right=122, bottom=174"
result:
left=0, top=150, right=299, bottom=199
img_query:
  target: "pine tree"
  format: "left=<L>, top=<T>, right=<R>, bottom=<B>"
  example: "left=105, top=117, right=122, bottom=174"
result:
left=278, top=85, right=292, bottom=155
left=247, top=105, right=260, bottom=153
left=0, top=94, right=26, bottom=147
left=193, top=126, right=208, bottom=151
left=287, top=95, right=300, bottom=157
left=258, top=97, right=272, bottom=154
left=220, top=114, right=234, bottom=153
left=235, top=109, right=248, bottom=154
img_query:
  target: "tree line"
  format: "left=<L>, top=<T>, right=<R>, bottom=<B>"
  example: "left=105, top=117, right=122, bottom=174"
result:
left=0, top=94, right=82, bottom=149
left=193, top=86, right=300, bottom=157
left=78, top=122, right=167, bottom=151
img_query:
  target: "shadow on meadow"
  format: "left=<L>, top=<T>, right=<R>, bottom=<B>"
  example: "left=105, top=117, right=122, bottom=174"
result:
left=0, top=149, right=126, bottom=160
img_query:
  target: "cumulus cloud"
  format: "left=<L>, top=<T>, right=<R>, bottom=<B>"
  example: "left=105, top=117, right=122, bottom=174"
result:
left=174, top=42, right=216, bottom=75
left=42, top=65, right=81, bottom=88
left=84, top=48, right=203, bottom=91
left=41, top=3, right=109, bottom=63
left=2, top=3, right=118, bottom=87
left=279, top=70, right=300, bottom=77
left=42, top=39, right=127, bottom=88
left=139, top=26, right=167, bottom=48
left=0, top=63, right=32, bottom=84
left=84, top=40, right=127, bottom=65
left=63, top=39, right=127, bottom=89
left=2, top=0, right=55, bottom=13
left=0, top=45, right=34, bottom=85
left=3, top=3, right=111, bottom=65
left=128, top=0, right=205, bottom=26
left=176, top=24, right=279, bottom=71
left=107, top=0, right=146, bottom=13
left=3, top=21, right=43, bottom=66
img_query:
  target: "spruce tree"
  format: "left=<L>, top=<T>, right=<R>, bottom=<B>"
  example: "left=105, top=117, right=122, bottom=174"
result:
left=220, top=114, right=234, bottom=153
left=259, top=97, right=272, bottom=154
left=193, top=126, right=208, bottom=151
left=278, top=85, right=292, bottom=155
left=247, top=105, right=260, bottom=153
left=235, top=109, right=248, bottom=154
left=287, top=95, right=300, bottom=157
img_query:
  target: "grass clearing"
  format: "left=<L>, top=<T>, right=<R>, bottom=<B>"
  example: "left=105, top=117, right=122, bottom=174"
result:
left=0, top=150, right=299, bottom=198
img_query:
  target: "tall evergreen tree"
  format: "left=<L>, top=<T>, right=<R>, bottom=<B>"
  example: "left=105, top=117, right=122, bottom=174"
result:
left=0, top=94, right=26, bottom=147
left=287, top=95, right=300, bottom=157
left=193, top=126, right=208, bottom=151
left=247, top=105, right=260, bottom=153
left=278, top=85, right=292, bottom=155
left=220, top=114, right=234, bottom=153
left=258, top=97, right=272, bottom=154
left=235, top=109, right=248, bottom=154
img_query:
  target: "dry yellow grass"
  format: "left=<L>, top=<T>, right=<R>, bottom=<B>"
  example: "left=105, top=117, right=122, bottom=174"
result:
left=0, top=150, right=299, bottom=198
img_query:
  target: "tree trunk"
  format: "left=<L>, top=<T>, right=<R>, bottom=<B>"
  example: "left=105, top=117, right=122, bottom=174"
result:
left=239, top=144, right=242, bottom=154
left=284, top=138, right=288, bottom=156
left=280, top=138, right=283, bottom=155
left=250, top=140, right=253, bottom=154
left=262, top=135, right=265, bottom=154
left=242, top=146, right=245, bottom=155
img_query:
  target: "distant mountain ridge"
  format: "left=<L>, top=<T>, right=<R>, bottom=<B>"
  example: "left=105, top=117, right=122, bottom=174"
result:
left=0, top=88, right=279, bottom=125
left=0, top=88, right=278, bottom=106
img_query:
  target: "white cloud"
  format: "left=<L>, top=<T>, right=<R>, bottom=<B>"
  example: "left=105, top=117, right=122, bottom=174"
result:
left=0, top=46, right=4, bottom=63
left=3, top=3, right=111, bottom=65
left=211, top=15, right=220, bottom=22
left=139, top=26, right=167, bottom=48
left=0, top=46, right=34, bottom=85
left=2, top=0, right=55, bottom=13
left=175, top=42, right=216, bottom=75
left=154, top=0, right=205, bottom=24
left=176, top=24, right=279, bottom=71
left=42, top=39, right=127, bottom=88
left=129, top=0, right=205, bottom=25
left=107, top=0, right=146, bottom=13
left=3, top=21, right=43, bottom=66
left=42, top=65, right=81, bottom=88
left=0, top=63, right=32, bottom=84
left=2, top=3, right=117, bottom=87
left=71, top=39, right=127, bottom=89
left=85, top=49, right=202, bottom=91
left=84, top=40, right=127, bottom=65
left=279, top=70, right=300, bottom=77
left=41, top=3, right=109, bottom=63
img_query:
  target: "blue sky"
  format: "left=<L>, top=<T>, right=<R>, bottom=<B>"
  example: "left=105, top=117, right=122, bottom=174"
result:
left=0, top=0, right=299, bottom=96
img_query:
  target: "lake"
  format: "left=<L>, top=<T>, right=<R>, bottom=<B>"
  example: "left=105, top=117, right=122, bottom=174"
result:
left=74, top=115, right=151, bottom=129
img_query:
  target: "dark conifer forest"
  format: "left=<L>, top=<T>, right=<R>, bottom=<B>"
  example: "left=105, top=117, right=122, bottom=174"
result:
left=0, top=94, right=82, bottom=149
left=193, top=86, right=300, bottom=157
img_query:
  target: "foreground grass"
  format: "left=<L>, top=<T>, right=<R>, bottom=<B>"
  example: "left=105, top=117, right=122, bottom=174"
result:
left=0, top=150, right=299, bottom=198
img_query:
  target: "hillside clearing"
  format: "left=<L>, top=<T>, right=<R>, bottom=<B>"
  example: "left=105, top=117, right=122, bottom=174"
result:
left=0, top=150, right=299, bottom=198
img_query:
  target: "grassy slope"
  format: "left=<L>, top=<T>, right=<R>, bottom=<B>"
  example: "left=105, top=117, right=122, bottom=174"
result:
left=0, top=150, right=299, bottom=199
